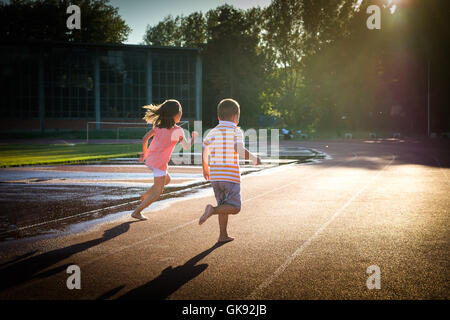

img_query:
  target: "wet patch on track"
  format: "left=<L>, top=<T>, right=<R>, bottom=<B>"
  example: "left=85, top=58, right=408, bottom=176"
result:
left=0, top=147, right=325, bottom=241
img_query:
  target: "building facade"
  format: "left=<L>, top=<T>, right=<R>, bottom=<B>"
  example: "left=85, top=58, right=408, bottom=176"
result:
left=0, top=41, right=202, bottom=131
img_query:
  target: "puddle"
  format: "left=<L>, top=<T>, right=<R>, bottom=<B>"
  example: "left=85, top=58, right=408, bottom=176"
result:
left=0, top=147, right=326, bottom=241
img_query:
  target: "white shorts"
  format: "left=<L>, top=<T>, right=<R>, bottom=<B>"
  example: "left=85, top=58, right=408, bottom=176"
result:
left=148, top=166, right=167, bottom=177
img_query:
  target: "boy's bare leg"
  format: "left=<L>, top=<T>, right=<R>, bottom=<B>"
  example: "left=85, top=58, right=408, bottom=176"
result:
left=199, top=204, right=239, bottom=242
left=199, top=204, right=239, bottom=224
left=218, top=212, right=234, bottom=243
left=199, top=204, right=214, bottom=225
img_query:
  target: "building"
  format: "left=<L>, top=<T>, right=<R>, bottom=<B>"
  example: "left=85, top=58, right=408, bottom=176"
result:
left=0, top=41, right=202, bottom=131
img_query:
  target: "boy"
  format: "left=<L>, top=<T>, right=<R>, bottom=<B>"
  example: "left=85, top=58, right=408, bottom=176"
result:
left=199, top=98, right=261, bottom=243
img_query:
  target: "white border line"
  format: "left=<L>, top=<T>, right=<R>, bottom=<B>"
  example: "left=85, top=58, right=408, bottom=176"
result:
left=79, top=151, right=354, bottom=266
left=1, top=149, right=350, bottom=293
left=246, top=155, right=395, bottom=299
left=0, top=148, right=323, bottom=239
left=0, top=183, right=206, bottom=237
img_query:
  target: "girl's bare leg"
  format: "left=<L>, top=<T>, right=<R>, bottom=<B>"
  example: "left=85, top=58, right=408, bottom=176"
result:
left=141, top=184, right=156, bottom=202
left=132, top=176, right=166, bottom=220
left=141, top=174, right=171, bottom=201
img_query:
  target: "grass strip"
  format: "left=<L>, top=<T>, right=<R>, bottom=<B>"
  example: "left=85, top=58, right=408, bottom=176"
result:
left=0, top=143, right=141, bottom=167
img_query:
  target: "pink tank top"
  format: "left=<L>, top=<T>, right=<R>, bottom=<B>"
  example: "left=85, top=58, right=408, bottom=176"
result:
left=144, top=125, right=185, bottom=171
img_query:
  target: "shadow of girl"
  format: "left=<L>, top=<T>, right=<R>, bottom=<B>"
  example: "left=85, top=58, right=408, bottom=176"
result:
left=0, top=221, right=137, bottom=292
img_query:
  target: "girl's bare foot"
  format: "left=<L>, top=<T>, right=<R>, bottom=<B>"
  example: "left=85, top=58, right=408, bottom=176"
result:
left=218, top=236, right=234, bottom=243
left=199, top=204, right=214, bottom=225
left=131, top=212, right=148, bottom=220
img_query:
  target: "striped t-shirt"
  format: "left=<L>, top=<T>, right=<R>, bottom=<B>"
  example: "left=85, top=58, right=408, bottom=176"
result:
left=203, top=120, right=244, bottom=184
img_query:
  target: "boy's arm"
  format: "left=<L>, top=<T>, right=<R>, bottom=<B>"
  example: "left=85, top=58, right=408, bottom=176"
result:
left=236, top=143, right=262, bottom=165
left=202, top=145, right=210, bottom=180
left=234, top=129, right=261, bottom=165
left=179, top=131, right=198, bottom=150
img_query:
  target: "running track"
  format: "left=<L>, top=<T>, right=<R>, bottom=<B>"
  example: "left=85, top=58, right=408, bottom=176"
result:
left=0, top=139, right=448, bottom=299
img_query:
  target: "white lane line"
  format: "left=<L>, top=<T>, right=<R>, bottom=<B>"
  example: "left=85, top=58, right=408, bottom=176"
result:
left=0, top=182, right=208, bottom=237
left=237, top=152, right=359, bottom=212
left=0, top=201, right=140, bottom=237
left=82, top=172, right=300, bottom=266
left=80, top=153, right=360, bottom=266
left=0, top=147, right=329, bottom=237
left=2, top=152, right=359, bottom=294
left=240, top=152, right=358, bottom=203
left=246, top=155, right=396, bottom=299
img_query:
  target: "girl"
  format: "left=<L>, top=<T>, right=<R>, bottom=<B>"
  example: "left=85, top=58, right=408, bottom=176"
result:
left=132, top=99, right=197, bottom=220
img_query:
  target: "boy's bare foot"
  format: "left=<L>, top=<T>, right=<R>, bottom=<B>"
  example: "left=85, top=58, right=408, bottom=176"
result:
left=218, top=236, right=234, bottom=243
left=131, top=212, right=148, bottom=220
left=199, top=204, right=214, bottom=225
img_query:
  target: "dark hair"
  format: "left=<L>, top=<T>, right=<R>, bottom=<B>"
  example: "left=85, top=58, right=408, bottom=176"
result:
left=143, top=99, right=181, bottom=129
left=217, top=98, right=240, bottom=121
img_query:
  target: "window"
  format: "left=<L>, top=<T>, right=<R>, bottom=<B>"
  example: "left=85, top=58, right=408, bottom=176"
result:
left=43, top=47, right=95, bottom=118
left=100, top=50, right=146, bottom=119
left=151, top=52, right=196, bottom=119
left=0, top=48, right=39, bottom=119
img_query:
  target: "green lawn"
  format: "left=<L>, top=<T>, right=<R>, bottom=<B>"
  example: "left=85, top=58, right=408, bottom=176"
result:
left=0, top=143, right=141, bottom=167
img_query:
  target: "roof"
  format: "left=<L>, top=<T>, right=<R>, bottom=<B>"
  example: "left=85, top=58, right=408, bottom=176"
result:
left=1, top=40, right=201, bottom=53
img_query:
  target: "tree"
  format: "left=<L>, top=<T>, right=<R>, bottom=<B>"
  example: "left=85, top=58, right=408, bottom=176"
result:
left=181, top=12, right=207, bottom=48
left=143, top=12, right=206, bottom=48
left=0, top=0, right=131, bottom=43
left=142, top=5, right=265, bottom=127
left=140, top=0, right=449, bottom=134
left=202, top=5, right=265, bottom=127
left=397, top=0, right=450, bottom=133
left=261, top=0, right=360, bottom=129
left=143, top=15, right=182, bottom=46
left=298, top=0, right=403, bottom=133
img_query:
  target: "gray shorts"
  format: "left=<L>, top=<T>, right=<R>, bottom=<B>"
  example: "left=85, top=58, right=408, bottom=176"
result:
left=211, top=181, right=241, bottom=209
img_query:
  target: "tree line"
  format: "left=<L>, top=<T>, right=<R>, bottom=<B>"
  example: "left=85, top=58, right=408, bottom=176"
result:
left=143, top=0, right=449, bottom=134
left=1, top=0, right=448, bottom=134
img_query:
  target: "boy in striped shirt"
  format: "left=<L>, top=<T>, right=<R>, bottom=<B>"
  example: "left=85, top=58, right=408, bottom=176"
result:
left=199, top=98, right=261, bottom=243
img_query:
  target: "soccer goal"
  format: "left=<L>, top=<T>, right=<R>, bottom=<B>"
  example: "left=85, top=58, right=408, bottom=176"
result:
left=86, top=121, right=190, bottom=142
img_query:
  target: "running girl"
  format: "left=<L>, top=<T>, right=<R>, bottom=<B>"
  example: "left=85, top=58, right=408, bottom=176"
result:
left=132, top=99, right=197, bottom=220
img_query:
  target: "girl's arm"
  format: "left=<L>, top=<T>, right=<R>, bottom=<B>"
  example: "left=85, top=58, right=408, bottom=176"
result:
left=143, top=129, right=155, bottom=143
left=179, top=131, right=198, bottom=150
left=139, top=129, right=155, bottom=162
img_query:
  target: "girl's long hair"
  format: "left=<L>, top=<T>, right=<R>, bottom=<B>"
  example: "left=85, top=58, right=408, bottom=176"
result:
left=143, top=99, right=181, bottom=129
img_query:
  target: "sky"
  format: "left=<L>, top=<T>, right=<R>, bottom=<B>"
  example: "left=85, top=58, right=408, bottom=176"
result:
left=109, top=0, right=272, bottom=44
